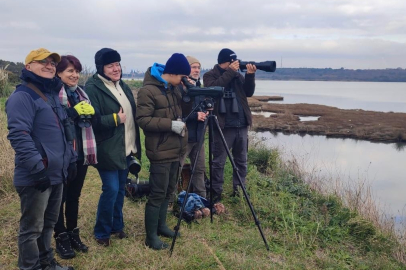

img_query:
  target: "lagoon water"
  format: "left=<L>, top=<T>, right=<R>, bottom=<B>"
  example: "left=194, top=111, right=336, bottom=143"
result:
left=255, top=80, right=406, bottom=113
left=253, top=80, right=406, bottom=218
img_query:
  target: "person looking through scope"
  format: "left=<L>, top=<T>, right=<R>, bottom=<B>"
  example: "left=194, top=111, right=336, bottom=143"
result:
left=203, top=48, right=257, bottom=203
left=179, top=55, right=208, bottom=198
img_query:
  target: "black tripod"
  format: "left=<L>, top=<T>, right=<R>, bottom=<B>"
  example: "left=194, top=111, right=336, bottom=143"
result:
left=169, top=99, right=270, bottom=255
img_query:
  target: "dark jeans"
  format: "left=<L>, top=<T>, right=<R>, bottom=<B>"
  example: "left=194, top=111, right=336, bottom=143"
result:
left=212, top=126, right=248, bottom=194
left=16, top=183, right=63, bottom=270
left=147, top=162, right=179, bottom=208
left=54, top=161, right=88, bottom=236
left=94, top=160, right=129, bottom=239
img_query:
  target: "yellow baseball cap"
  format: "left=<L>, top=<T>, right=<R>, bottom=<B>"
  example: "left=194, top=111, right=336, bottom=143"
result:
left=25, top=48, right=61, bottom=65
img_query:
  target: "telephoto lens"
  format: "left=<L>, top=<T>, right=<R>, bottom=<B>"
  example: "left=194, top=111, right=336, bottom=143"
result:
left=238, top=60, right=276, bottom=72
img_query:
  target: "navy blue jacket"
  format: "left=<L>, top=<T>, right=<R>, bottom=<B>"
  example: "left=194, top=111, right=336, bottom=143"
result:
left=6, top=69, right=77, bottom=186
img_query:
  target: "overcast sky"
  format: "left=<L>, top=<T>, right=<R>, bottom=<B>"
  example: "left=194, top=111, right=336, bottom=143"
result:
left=1, top=0, right=406, bottom=71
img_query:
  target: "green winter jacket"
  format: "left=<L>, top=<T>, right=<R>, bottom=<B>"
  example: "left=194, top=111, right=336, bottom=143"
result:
left=85, top=74, right=141, bottom=170
left=136, top=67, right=187, bottom=163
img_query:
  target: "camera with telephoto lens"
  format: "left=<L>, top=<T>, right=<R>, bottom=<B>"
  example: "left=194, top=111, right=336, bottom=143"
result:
left=125, top=178, right=150, bottom=201
left=237, top=60, right=277, bottom=72
left=125, top=157, right=149, bottom=201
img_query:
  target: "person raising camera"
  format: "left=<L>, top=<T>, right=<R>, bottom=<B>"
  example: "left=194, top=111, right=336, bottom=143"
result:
left=203, top=48, right=257, bottom=202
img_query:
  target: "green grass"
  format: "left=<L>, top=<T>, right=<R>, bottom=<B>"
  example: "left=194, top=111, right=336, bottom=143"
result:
left=125, top=79, right=143, bottom=90
left=0, top=130, right=405, bottom=269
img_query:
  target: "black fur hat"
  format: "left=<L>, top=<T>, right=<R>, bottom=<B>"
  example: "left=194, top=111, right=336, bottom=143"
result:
left=95, top=48, right=121, bottom=77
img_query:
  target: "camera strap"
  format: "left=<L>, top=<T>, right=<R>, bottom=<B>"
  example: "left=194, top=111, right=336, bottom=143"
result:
left=25, top=82, right=60, bottom=118
left=24, top=82, right=74, bottom=142
left=25, top=82, right=48, bottom=102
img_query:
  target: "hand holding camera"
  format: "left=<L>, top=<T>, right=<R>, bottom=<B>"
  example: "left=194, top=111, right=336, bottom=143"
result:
left=245, top=63, right=257, bottom=74
left=229, top=59, right=240, bottom=72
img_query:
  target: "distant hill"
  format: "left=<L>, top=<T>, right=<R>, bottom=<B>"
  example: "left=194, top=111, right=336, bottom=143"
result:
left=2, top=59, right=405, bottom=82
left=250, top=67, right=406, bottom=82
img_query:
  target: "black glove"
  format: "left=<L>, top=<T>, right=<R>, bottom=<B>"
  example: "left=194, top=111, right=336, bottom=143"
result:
left=32, top=168, right=51, bottom=192
left=67, top=162, right=77, bottom=183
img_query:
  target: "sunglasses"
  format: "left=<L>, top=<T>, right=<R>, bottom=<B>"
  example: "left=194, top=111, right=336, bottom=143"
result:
left=31, top=59, right=57, bottom=67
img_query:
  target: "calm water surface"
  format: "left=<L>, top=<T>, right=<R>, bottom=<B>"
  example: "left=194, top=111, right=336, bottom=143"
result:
left=254, top=132, right=406, bottom=217
left=255, top=80, right=406, bottom=113
left=252, top=80, right=406, bottom=218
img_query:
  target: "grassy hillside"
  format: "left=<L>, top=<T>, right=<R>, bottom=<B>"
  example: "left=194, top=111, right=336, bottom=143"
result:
left=0, top=107, right=405, bottom=269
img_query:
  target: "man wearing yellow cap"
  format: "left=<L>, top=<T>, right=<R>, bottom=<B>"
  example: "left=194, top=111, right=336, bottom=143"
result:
left=6, top=48, right=76, bottom=270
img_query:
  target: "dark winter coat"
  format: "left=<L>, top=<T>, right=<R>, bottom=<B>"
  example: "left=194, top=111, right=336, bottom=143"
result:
left=6, top=69, right=77, bottom=186
left=181, top=79, right=206, bottom=143
left=136, top=67, right=187, bottom=163
left=203, top=64, right=255, bottom=129
left=85, top=74, right=141, bottom=170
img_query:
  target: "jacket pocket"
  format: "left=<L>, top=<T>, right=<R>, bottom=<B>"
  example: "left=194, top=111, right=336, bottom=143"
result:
left=97, top=132, right=124, bottom=170
left=156, top=132, right=170, bottom=150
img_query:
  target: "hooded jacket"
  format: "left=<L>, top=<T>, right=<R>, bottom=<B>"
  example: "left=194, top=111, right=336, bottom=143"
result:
left=85, top=74, right=141, bottom=170
left=203, top=64, right=255, bottom=129
left=6, top=69, right=77, bottom=186
left=136, top=64, right=187, bottom=163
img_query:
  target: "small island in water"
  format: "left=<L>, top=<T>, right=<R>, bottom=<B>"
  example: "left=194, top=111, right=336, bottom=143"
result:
left=248, top=96, right=406, bottom=143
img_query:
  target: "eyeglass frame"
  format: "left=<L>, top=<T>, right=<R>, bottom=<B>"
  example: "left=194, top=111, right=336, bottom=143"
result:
left=31, top=59, right=58, bottom=67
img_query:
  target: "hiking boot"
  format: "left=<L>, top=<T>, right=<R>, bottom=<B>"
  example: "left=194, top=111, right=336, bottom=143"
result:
left=95, top=238, right=110, bottom=247
left=55, top=232, right=75, bottom=259
left=68, top=228, right=88, bottom=253
left=41, top=258, right=74, bottom=270
left=145, top=204, right=169, bottom=250
left=111, top=230, right=128, bottom=239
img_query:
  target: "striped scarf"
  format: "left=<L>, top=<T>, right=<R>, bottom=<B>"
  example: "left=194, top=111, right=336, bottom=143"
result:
left=59, top=85, right=98, bottom=165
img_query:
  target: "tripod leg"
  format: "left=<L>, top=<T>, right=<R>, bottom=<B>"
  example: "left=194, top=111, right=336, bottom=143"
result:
left=169, top=117, right=209, bottom=256
left=211, top=116, right=270, bottom=251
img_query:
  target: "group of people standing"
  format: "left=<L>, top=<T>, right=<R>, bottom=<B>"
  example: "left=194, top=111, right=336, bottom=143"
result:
left=5, top=46, right=256, bottom=270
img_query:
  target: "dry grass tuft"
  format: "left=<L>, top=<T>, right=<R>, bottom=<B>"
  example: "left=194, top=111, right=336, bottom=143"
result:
left=0, top=101, right=15, bottom=196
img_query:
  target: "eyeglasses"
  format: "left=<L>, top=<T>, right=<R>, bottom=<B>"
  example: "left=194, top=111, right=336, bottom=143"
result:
left=31, top=59, right=57, bottom=67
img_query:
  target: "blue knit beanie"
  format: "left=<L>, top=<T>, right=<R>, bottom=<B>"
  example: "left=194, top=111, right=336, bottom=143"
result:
left=163, top=53, right=191, bottom=76
left=218, top=48, right=237, bottom=64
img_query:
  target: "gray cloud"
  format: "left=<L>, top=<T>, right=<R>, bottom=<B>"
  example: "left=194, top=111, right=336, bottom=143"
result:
left=1, top=0, right=405, bottom=70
